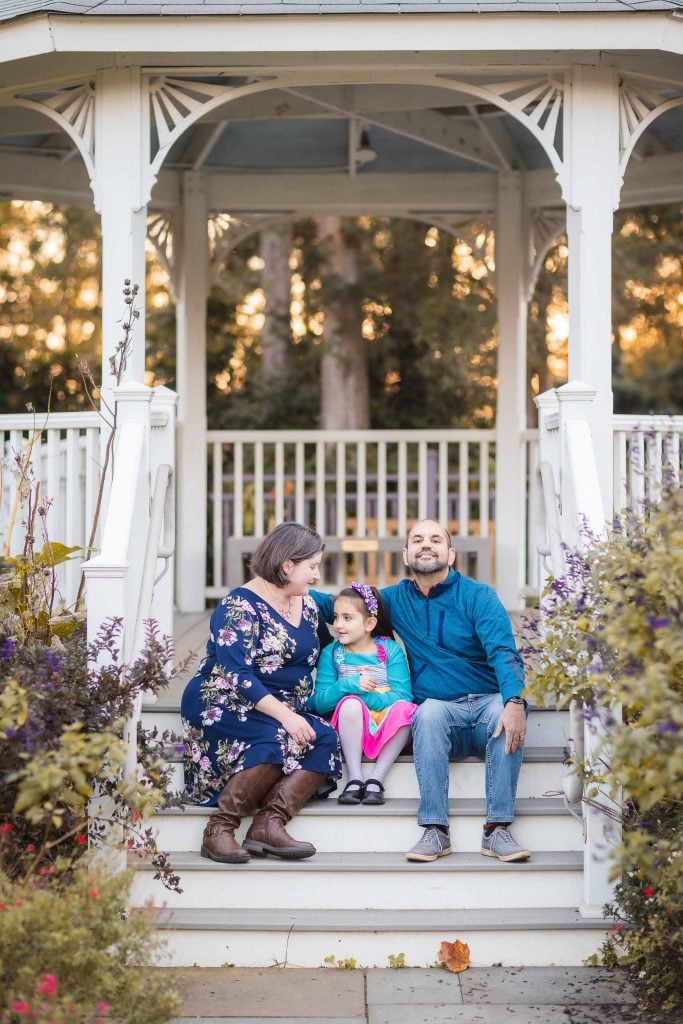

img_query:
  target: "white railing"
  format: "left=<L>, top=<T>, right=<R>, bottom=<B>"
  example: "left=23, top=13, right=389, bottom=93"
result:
left=613, top=414, right=683, bottom=512
left=0, top=411, right=101, bottom=610
left=206, top=429, right=498, bottom=594
left=534, top=381, right=621, bottom=921
left=82, top=383, right=176, bottom=777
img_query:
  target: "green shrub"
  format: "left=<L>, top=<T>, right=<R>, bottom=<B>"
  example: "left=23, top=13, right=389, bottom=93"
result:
left=0, top=855, right=179, bottom=1024
left=524, top=486, right=682, bottom=1012
left=0, top=619, right=181, bottom=888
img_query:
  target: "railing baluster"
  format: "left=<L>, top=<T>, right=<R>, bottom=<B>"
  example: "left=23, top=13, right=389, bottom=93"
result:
left=479, top=440, right=489, bottom=539
left=397, top=442, right=407, bottom=537
left=213, top=441, right=223, bottom=591
left=64, top=428, right=81, bottom=604
left=438, top=441, right=448, bottom=525
left=630, top=430, right=645, bottom=508
left=417, top=441, right=428, bottom=521
left=613, top=430, right=628, bottom=514
left=46, top=428, right=60, bottom=540
left=295, top=441, right=305, bottom=523
left=336, top=442, right=346, bottom=537
left=458, top=440, right=469, bottom=536
left=526, top=437, right=539, bottom=594
left=275, top=441, right=285, bottom=525
left=315, top=441, right=325, bottom=535
left=233, top=442, right=244, bottom=538
left=378, top=442, right=387, bottom=537
left=254, top=443, right=264, bottom=536
left=84, top=427, right=99, bottom=553
left=357, top=441, right=366, bottom=538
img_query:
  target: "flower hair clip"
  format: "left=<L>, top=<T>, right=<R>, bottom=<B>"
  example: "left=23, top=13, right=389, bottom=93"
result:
left=351, top=581, right=378, bottom=614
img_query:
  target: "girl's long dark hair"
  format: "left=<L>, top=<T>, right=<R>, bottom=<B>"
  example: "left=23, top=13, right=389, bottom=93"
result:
left=336, top=585, right=393, bottom=639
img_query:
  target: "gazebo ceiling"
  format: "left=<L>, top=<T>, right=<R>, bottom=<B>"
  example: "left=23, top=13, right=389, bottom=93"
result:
left=0, top=80, right=680, bottom=179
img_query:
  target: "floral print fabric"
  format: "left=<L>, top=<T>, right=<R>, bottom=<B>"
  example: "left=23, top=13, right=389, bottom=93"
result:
left=181, top=589, right=341, bottom=806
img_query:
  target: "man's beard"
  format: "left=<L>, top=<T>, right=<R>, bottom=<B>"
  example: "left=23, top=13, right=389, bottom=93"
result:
left=408, top=553, right=449, bottom=575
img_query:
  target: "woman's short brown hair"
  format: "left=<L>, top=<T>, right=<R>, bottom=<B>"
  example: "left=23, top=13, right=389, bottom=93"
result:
left=249, top=522, right=324, bottom=586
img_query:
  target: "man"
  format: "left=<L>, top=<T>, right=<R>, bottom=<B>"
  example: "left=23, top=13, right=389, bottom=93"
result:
left=313, top=519, right=530, bottom=863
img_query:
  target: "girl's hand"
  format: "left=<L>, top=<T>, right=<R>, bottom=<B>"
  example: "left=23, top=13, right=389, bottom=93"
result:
left=358, top=673, right=377, bottom=692
left=281, top=710, right=316, bottom=745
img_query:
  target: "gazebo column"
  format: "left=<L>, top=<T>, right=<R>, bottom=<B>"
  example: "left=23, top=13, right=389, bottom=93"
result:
left=494, top=171, right=528, bottom=611
left=95, top=69, right=147, bottom=413
left=175, top=172, right=209, bottom=612
left=564, top=65, right=620, bottom=518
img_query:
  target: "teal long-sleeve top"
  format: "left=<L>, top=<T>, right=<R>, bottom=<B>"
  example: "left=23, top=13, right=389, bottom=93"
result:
left=309, top=638, right=413, bottom=716
left=311, top=570, right=524, bottom=705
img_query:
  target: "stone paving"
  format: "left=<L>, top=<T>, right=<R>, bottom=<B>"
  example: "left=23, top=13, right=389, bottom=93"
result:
left=163, top=966, right=677, bottom=1023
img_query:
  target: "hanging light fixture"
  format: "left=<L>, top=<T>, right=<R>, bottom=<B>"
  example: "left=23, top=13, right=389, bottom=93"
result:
left=355, top=127, right=377, bottom=165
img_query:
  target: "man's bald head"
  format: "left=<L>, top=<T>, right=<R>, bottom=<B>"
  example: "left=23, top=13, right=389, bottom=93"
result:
left=406, top=520, right=452, bottom=549
left=403, top=520, right=455, bottom=578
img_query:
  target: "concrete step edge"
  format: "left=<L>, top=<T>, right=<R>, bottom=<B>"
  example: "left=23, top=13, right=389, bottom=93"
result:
left=131, top=850, right=582, bottom=873
left=154, top=797, right=571, bottom=818
left=153, top=906, right=613, bottom=932
left=160, top=746, right=568, bottom=764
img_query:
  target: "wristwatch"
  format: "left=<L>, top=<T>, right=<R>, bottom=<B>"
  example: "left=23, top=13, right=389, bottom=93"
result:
left=505, top=696, right=527, bottom=708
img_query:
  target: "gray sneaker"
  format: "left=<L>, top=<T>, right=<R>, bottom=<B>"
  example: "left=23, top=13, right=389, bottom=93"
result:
left=481, top=826, right=531, bottom=862
left=405, top=826, right=452, bottom=862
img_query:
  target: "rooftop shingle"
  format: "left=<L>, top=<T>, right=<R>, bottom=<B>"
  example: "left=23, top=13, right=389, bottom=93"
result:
left=0, top=0, right=681, bottom=22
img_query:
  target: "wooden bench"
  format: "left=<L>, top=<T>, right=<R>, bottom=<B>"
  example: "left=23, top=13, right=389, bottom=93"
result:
left=225, top=534, right=490, bottom=590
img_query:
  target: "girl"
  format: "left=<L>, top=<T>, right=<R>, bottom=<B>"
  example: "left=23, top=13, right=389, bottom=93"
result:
left=308, top=582, right=416, bottom=806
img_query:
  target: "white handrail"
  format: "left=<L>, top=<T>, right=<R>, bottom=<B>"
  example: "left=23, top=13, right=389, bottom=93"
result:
left=535, top=460, right=564, bottom=579
left=534, top=457, right=585, bottom=811
left=125, top=462, right=174, bottom=780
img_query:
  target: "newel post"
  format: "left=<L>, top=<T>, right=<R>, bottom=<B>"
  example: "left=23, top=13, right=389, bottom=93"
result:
left=82, top=381, right=153, bottom=663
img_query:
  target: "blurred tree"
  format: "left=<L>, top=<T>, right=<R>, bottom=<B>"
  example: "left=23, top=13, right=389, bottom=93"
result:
left=1, top=201, right=680, bottom=425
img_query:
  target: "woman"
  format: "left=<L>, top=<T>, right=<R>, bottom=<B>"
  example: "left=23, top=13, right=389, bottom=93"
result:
left=181, top=523, right=341, bottom=864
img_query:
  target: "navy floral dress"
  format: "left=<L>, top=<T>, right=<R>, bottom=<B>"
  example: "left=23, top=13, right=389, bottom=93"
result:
left=181, top=588, right=341, bottom=806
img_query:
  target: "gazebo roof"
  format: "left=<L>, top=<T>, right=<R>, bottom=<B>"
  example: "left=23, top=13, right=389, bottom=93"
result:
left=1, top=0, right=681, bottom=20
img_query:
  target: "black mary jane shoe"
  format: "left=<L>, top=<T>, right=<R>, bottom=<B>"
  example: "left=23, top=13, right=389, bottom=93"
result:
left=338, top=779, right=365, bottom=805
left=362, top=779, right=385, bottom=806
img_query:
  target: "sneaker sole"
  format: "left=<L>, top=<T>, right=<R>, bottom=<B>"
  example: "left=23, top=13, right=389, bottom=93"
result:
left=405, top=846, right=452, bottom=862
left=480, top=847, right=531, bottom=862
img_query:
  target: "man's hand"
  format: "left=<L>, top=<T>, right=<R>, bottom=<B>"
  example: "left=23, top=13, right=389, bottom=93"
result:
left=493, top=702, right=527, bottom=754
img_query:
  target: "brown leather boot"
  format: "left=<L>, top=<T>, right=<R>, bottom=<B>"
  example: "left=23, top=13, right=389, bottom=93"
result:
left=201, top=763, right=282, bottom=864
left=242, top=769, right=325, bottom=860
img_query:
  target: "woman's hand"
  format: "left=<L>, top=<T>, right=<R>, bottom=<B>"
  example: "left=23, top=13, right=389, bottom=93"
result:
left=281, top=709, right=317, bottom=745
left=358, top=673, right=377, bottom=692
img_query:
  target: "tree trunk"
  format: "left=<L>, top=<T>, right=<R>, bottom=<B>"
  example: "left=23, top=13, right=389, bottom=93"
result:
left=318, top=215, right=369, bottom=429
left=259, top=224, right=291, bottom=376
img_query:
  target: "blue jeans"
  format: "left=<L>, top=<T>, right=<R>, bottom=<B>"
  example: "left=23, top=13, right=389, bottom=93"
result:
left=412, top=694, right=524, bottom=827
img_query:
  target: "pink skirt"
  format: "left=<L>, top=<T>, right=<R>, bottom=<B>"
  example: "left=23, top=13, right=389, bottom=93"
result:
left=330, top=695, right=417, bottom=761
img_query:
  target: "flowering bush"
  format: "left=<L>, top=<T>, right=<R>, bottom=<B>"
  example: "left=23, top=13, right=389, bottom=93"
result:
left=0, top=856, right=179, bottom=1024
left=0, top=619, right=184, bottom=1023
left=1, top=618, right=181, bottom=887
left=523, top=486, right=682, bottom=1011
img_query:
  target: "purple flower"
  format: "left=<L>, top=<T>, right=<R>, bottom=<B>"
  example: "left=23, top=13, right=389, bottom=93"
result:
left=0, top=636, right=16, bottom=662
left=656, top=720, right=679, bottom=735
left=647, top=616, right=669, bottom=630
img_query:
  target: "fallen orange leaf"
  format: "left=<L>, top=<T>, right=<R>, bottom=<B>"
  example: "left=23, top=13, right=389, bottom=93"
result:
left=438, top=939, right=470, bottom=973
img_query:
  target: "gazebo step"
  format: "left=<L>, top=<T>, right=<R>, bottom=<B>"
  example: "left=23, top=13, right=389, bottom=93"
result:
left=142, top=705, right=571, bottom=748
left=150, top=906, right=612, bottom=969
left=150, top=798, right=582, bottom=853
left=162, top=749, right=569, bottom=800
left=130, top=849, right=583, bottom=911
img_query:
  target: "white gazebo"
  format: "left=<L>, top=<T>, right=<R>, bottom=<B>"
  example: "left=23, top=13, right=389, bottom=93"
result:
left=1, top=0, right=682, bottom=967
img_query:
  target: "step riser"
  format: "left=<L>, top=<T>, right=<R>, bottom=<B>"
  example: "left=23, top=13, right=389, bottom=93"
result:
left=142, top=709, right=571, bottom=748
left=151, top=814, right=583, bottom=853
left=132, top=869, right=582, bottom=911
left=151, top=927, right=609, bottom=969
left=165, top=760, right=568, bottom=800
